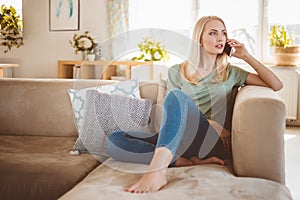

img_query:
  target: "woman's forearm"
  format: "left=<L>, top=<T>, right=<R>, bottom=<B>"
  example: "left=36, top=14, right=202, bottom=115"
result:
left=243, top=53, right=283, bottom=91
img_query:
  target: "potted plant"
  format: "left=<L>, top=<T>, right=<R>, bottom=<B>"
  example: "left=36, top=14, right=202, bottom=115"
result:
left=69, top=31, right=95, bottom=60
left=268, top=25, right=300, bottom=66
left=131, top=36, right=170, bottom=80
left=0, top=5, right=23, bottom=53
left=132, top=36, right=170, bottom=62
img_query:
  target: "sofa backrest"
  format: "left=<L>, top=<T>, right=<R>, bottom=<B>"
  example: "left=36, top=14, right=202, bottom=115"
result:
left=0, top=78, right=166, bottom=137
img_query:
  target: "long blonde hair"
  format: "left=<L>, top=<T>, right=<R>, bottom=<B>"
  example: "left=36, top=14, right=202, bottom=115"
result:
left=180, top=16, right=229, bottom=85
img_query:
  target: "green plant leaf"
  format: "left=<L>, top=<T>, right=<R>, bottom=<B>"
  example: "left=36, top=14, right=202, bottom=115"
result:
left=269, top=25, right=294, bottom=47
left=0, top=5, right=23, bottom=53
left=131, top=36, right=170, bottom=62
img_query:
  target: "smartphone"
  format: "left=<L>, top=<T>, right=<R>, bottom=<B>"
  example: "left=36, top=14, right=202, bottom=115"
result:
left=224, top=42, right=233, bottom=57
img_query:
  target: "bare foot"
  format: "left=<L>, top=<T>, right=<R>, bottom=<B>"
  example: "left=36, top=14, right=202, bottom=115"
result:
left=174, top=157, right=194, bottom=167
left=125, top=168, right=167, bottom=193
left=190, top=156, right=225, bottom=165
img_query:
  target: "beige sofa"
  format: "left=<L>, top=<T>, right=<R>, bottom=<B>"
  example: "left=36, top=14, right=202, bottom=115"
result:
left=0, top=78, right=293, bottom=200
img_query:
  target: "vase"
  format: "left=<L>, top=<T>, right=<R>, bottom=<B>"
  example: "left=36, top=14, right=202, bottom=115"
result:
left=273, top=46, right=300, bottom=66
left=87, top=54, right=95, bottom=61
left=93, top=43, right=102, bottom=60
left=81, top=51, right=89, bottom=60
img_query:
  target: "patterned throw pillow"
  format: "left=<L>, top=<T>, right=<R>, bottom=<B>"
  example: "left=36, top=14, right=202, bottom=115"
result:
left=73, top=90, right=152, bottom=156
left=67, top=79, right=140, bottom=134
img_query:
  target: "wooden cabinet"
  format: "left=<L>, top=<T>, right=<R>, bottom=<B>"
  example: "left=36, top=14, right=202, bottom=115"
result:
left=0, top=64, right=19, bottom=78
left=57, top=60, right=153, bottom=80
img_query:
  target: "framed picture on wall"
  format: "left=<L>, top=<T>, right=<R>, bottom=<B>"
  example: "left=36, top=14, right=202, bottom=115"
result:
left=49, top=0, right=80, bottom=31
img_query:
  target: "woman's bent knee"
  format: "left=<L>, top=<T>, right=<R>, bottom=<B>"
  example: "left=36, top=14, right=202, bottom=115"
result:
left=106, top=131, right=126, bottom=153
left=107, top=130, right=125, bottom=142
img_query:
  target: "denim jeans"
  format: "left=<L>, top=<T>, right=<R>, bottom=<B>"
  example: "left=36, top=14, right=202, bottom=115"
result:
left=106, top=88, right=226, bottom=166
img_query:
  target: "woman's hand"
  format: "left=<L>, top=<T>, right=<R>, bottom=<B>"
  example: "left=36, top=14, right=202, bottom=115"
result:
left=227, top=39, right=249, bottom=60
left=227, top=39, right=283, bottom=91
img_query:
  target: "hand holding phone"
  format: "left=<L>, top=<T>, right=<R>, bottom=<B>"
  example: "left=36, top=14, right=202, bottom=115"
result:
left=224, top=42, right=233, bottom=57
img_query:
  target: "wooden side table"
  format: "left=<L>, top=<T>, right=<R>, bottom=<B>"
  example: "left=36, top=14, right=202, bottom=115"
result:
left=0, top=64, right=19, bottom=78
left=57, top=60, right=153, bottom=80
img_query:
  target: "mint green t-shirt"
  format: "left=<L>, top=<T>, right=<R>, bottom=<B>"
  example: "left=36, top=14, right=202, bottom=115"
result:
left=166, top=63, right=249, bottom=123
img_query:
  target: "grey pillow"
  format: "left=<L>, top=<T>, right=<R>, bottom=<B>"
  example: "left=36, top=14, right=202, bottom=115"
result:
left=72, top=90, right=152, bottom=156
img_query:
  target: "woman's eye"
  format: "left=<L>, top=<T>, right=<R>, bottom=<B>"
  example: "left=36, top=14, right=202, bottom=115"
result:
left=209, top=32, right=216, bottom=36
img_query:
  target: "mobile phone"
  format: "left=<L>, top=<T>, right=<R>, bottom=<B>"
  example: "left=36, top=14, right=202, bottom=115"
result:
left=224, top=42, right=233, bottom=57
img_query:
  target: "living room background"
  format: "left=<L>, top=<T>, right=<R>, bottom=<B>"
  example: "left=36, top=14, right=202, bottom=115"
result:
left=129, top=0, right=300, bottom=65
left=0, top=0, right=299, bottom=78
left=0, top=0, right=107, bottom=78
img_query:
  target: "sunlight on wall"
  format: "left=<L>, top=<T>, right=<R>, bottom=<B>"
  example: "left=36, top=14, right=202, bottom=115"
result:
left=284, top=134, right=296, bottom=141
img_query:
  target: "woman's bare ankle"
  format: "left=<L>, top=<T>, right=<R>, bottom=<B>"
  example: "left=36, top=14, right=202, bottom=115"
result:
left=190, top=156, right=225, bottom=165
left=174, top=157, right=194, bottom=167
left=125, top=147, right=172, bottom=193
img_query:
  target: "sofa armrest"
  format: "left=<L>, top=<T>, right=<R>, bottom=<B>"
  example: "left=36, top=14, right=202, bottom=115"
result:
left=232, top=85, right=286, bottom=184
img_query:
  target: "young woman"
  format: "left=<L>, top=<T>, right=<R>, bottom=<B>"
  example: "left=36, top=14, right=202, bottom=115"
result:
left=106, top=16, right=283, bottom=193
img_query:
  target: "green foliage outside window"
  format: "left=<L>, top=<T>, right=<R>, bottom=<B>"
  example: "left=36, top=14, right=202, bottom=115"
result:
left=132, top=36, right=170, bottom=62
left=0, top=5, right=24, bottom=53
left=268, top=25, right=294, bottom=48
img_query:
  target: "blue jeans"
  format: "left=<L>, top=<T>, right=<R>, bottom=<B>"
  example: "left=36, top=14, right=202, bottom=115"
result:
left=106, top=89, right=226, bottom=166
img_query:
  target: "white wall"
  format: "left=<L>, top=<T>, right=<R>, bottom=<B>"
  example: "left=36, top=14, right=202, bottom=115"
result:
left=0, top=0, right=107, bottom=78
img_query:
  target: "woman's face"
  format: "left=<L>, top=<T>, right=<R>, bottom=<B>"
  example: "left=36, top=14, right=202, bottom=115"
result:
left=201, top=19, right=227, bottom=57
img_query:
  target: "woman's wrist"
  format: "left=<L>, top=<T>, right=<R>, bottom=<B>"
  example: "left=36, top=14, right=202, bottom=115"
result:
left=241, top=52, right=253, bottom=63
left=242, top=53, right=263, bottom=71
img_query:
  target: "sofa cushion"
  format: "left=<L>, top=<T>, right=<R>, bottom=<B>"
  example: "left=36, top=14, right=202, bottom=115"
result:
left=232, top=86, right=286, bottom=184
left=72, top=90, right=152, bottom=157
left=60, top=159, right=292, bottom=200
left=67, top=79, right=141, bottom=134
left=0, top=79, right=164, bottom=137
left=0, top=78, right=119, bottom=137
left=0, top=135, right=100, bottom=200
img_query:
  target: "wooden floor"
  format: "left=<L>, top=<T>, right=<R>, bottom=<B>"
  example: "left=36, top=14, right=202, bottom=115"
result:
left=285, top=125, right=300, bottom=199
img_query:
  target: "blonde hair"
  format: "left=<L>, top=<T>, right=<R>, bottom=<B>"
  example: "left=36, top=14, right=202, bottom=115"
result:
left=180, top=16, right=229, bottom=85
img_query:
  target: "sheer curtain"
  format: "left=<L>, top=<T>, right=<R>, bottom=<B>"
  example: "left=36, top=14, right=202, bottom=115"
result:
left=106, top=0, right=129, bottom=59
left=106, top=0, right=196, bottom=62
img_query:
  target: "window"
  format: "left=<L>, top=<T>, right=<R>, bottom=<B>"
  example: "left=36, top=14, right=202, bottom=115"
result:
left=268, top=0, right=300, bottom=45
left=129, top=0, right=194, bottom=36
left=128, top=0, right=300, bottom=65
left=197, top=0, right=259, bottom=63
left=265, top=0, right=300, bottom=60
left=128, top=0, right=196, bottom=64
left=0, top=0, right=22, bottom=18
left=0, top=0, right=23, bottom=31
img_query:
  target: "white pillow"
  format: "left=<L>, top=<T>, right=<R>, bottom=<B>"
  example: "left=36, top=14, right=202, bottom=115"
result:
left=73, top=90, right=152, bottom=156
left=67, top=79, right=140, bottom=133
